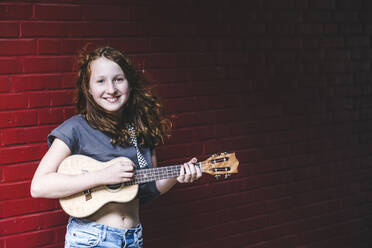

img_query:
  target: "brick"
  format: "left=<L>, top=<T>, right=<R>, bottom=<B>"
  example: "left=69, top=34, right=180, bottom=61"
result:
left=192, top=126, right=216, bottom=141
left=0, top=125, right=53, bottom=145
left=0, top=198, right=56, bottom=218
left=155, top=81, right=219, bottom=98
left=37, top=108, right=64, bottom=125
left=340, top=24, right=363, bottom=34
left=171, top=110, right=216, bottom=129
left=38, top=39, right=61, bottom=54
left=1, top=162, right=38, bottom=182
left=336, top=0, right=362, bottom=9
left=28, top=91, right=51, bottom=108
left=0, top=3, right=33, bottom=19
left=163, top=98, right=194, bottom=114
left=0, top=214, right=42, bottom=236
left=0, top=181, right=30, bottom=200
left=83, top=4, right=130, bottom=20
left=346, top=36, right=370, bottom=47
left=324, top=49, right=350, bottom=60
left=304, top=11, right=331, bottom=23
left=322, top=24, right=337, bottom=35
left=0, top=144, right=43, bottom=164
left=61, top=38, right=102, bottom=54
left=164, top=128, right=193, bottom=145
left=298, top=24, right=323, bottom=34
left=271, top=10, right=302, bottom=22
left=0, top=110, right=37, bottom=128
left=22, top=56, right=73, bottom=73
left=63, top=106, right=77, bottom=119
left=50, top=90, right=75, bottom=106
left=109, top=38, right=150, bottom=53
left=41, top=210, right=68, bottom=228
left=0, top=93, right=28, bottom=110
left=233, top=23, right=264, bottom=35
left=35, top=3, right=82, bottom=20
left=61, top=37, right=149, bottom=55
left=150, top=37, right=201, bottom=52
left=0, top=39, right=36, bottom=55
left=68, top=22, right=139, bottom=37
left=263, top=0, right=295, bottom=8
left=0, top=76, right=11, bottom=92
left=216, top=121, right=260, bottom=138
left=141, top=21, right=181, bottom=36
left=61, top=73, right=77, bottom=89
left=144, top=68, right=193, bottom=83
left=12, top=74, right=62, bottom=91
left=309, top=0, right=335, bottom=9
left=333, top=11, right=359, bottom=22
left=320, top=36, right=345, bottom=47
left=0, top=57, right=20, bottom=74
left=4, top=229, right=55, bottom=247
left=21, top=21, right=70, bottom=37
left=156, top=143, right=203, bottom=161
left=0, top=21, right=19, bottom=37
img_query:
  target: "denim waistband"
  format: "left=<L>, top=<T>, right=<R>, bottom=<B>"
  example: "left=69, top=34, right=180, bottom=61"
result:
left=69, top=217, right=142, bottom=234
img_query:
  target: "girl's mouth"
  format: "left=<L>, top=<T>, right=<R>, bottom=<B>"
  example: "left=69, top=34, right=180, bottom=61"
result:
left=104, top=96, right=120, bottom=103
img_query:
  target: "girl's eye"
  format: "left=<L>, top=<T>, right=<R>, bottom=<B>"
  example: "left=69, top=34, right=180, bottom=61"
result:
left=97, top=79, right=104, bottom=83
left=115, top=78, right=124, bottom=82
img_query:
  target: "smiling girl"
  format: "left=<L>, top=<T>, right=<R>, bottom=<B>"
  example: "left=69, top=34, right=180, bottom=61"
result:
left=30, top=46, right=202, bottom=248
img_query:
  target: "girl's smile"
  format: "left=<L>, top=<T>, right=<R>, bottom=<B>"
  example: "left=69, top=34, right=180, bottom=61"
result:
left=89, top=57, right=130, bottom=113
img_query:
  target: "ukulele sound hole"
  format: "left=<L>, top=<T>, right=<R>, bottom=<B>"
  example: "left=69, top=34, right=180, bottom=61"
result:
left=106, top=183, right=122, bottom=190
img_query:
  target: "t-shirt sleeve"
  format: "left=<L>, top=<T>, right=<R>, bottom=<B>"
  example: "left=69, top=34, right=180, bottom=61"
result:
left=47, top=117, right=79, bottom=153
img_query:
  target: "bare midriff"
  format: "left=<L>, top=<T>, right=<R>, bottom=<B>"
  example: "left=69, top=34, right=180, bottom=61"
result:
left=86, top=199, right=140, bottom=229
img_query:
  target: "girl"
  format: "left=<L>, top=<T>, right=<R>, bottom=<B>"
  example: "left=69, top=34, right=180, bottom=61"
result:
left=30, top=46, right=202, bottom=248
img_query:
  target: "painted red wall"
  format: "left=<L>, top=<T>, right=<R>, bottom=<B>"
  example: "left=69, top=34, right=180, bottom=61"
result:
left=1, top=0, right=372, bottom=247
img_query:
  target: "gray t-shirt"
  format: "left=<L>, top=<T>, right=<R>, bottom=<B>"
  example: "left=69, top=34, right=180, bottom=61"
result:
left=48, top=114, right=160, bottom=204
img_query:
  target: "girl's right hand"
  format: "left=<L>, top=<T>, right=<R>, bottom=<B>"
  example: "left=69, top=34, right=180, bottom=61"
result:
left=98, top=161, right=135, bottom=184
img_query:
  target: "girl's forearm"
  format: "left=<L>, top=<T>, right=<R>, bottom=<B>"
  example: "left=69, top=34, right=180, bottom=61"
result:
left=155, top=177, right=178, bottom=195
left=31, top=170, right=105, bottom=199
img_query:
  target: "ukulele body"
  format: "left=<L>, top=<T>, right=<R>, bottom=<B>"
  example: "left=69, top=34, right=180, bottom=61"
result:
left=57, top=155, right=138, bottom=218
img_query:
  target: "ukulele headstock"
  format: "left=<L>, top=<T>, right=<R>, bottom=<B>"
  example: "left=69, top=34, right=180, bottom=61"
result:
left=201, top=152, right=239, bottom=180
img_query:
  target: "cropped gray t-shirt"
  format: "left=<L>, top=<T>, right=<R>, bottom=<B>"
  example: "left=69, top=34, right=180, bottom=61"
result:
left=48, top=114, right=160, bottom=204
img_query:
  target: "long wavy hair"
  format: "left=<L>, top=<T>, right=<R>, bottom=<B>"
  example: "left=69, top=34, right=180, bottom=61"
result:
left=75, top=46, right=171, bottom=147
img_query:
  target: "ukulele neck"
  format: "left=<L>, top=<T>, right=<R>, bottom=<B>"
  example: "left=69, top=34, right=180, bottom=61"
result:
left=123, top=163, right=202, bottom=185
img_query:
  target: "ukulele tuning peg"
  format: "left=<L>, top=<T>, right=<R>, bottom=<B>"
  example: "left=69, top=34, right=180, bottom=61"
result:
left=215, top=174, right=222, bottom=180
left=224, top=173, right=231, bottom=179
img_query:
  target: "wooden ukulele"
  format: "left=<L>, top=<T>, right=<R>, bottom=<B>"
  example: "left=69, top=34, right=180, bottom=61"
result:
left=58, top=152, right=239, bottom=218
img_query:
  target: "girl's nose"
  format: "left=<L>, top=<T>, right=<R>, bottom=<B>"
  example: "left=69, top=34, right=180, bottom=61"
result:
left=106, top=81, right=117, bottom=94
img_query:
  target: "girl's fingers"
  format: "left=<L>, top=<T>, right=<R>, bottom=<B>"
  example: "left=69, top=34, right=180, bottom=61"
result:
left=177, top=158, right=202, bottom=183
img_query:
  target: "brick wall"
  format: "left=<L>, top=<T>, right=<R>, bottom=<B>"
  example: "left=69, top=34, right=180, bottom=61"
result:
left=1, top=0, right=372, bottom=247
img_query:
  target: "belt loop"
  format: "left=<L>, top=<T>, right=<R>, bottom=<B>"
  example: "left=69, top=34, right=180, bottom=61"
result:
left=122, top=228, right=128, bottom=248
left=101, top=224, right=107, bottom=243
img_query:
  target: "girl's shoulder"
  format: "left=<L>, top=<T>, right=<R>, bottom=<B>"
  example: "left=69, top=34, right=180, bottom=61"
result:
left=57, top=114, right=89, bottom=129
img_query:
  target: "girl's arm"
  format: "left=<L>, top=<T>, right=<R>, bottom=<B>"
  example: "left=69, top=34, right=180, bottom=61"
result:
left=30, top=138, right=134, bottom=199
left=153, top=150, right=202, bottom=195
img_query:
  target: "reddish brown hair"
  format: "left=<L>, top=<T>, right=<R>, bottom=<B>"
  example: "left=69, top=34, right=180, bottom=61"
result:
left=75, top=46, right=171, bottom=147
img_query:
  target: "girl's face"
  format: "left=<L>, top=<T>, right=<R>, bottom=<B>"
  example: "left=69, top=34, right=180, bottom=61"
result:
left=89, top=57, right=130, bottom=114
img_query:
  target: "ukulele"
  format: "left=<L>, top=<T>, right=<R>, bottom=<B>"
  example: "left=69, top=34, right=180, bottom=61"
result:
left=58, top=152, right=239, bottom=217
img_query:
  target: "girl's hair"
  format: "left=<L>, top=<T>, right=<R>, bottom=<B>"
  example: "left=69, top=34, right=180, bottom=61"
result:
left=76, top=46, right=171, bottom=147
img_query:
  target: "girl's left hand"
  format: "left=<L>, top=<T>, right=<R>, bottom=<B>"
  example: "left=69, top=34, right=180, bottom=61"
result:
left=177, top=157, right=202, bottom=183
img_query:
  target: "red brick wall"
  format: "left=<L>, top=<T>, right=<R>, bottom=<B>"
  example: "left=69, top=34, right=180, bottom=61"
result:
left=1, top=0, right=372, bottom=247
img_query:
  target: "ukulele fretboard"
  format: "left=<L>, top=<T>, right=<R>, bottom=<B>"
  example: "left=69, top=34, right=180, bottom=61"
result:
left=123, top=163, right=202, bottom=186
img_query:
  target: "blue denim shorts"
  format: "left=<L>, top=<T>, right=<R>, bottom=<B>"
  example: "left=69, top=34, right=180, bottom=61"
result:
left=65, top=217, right=143, bottom=248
